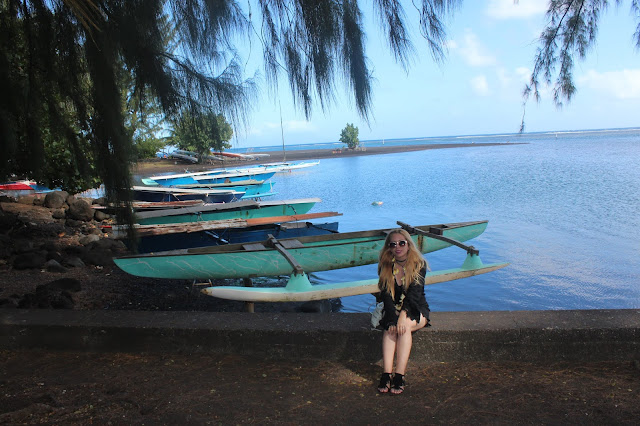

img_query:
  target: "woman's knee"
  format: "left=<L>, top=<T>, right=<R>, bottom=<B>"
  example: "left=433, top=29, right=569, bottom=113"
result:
left=411, top=317, right=427, bottom=332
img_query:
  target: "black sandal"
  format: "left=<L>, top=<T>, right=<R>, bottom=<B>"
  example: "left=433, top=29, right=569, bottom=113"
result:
left=377, top=372, right=392, bottom=393
left=390, top=373, right=405, bottom=394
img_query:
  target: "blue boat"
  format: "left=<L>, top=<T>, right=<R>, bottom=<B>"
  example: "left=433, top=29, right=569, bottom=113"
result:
left=171, top=181, right=276, bottom=199
left=193, top=171, right=276, bottom=185
left=131, top=186, right=244, bottom=204
left=148, top=170, right=275, bottom=186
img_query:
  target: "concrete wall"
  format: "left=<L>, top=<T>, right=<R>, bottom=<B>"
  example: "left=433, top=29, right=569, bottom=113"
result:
left=1, top=309, right=638, bottom=363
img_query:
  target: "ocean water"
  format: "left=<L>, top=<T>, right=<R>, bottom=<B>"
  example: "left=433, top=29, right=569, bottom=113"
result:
left=260, top=128, right=640, bottom=313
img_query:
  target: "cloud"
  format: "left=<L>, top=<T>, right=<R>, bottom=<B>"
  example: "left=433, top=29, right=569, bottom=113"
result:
left=486, top=0, right=548, bottom=19
left=454, top=29, right=496, bottom=67
left=284, top=120, right=316, bottom=132
left=471, top=75, right=491, bottom=96
left=249, top=119, right=316, bottom=136
left=578, top=69, right=640, bottom=99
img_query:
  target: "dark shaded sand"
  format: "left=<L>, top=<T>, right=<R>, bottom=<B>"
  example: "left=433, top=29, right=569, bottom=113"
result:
left=1, top=350, right=638, bottom=424
left=6, top=141, right=637, bottom=424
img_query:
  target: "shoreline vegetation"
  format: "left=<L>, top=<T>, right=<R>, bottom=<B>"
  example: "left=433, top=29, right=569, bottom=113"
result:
left=134, top=142, right=519, bottom=175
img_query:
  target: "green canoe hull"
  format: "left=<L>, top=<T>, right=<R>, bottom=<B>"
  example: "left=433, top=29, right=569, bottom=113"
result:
left=114, top=220, right=489, bottom=280
left=135, top=199, right=319, bottom=225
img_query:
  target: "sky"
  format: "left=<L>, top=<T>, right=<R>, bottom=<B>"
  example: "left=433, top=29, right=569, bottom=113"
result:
left=231, top=0, right=640, bottom=148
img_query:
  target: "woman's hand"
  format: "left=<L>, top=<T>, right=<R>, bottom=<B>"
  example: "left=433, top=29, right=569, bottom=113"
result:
left=396, top=311, right=410, bottom=335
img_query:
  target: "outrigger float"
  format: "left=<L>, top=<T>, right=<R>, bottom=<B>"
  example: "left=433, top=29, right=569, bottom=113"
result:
left=113, top=220, right=508, bottom=302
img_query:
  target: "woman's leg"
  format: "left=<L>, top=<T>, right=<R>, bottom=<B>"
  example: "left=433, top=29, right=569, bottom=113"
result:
left=394, top=316, right=427, bottom=375
left=381, top=329, right=398, bottom=373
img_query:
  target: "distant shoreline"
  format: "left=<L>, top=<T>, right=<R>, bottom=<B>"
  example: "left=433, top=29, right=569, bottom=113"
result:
left=135, top=142, right=521, bottom=175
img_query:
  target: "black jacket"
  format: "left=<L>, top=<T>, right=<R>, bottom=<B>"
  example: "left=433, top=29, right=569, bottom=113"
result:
left=379, top=264, right=430, bottom=329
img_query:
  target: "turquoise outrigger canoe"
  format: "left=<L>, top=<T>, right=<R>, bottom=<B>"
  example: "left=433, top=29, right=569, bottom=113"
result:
left=114, top=220, right=493, bottom=280
left=202, top=255, right=508, bottom=302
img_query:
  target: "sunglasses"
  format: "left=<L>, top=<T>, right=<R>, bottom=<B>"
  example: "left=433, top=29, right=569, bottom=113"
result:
left=388, top=240, right=407, bottom=248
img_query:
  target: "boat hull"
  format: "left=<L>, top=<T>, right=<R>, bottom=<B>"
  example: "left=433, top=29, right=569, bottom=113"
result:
left=134, top=199, right=319, bottom=225
left=114, top=220, right=489, bottom=279
left=132, top=221, right=339, bottom=253
left=202, top=261, right=508, bottom=302
left=132, top=189, right=240, bottom=204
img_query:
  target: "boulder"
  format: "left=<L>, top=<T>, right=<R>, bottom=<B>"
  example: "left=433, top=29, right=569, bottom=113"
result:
left=62, top=256, right=85, bottom=268
left=81, top=248, right=115, bottom=266
left=94, top=210, right=110, bottom=221
left=52, top=208, right=66, bottom=219
left=46, top=250, right=64, bottom=263
left=46, top=277, right=82, bottom=292
left=67, top=199, right=94, bottom=221
left=12, top=239, right=34, bottom=254
left=13, top=251, right=47, bottom=269
left=18, top=283, right=75, bottom=309
left=44, top=191, right=66, bottom=209
left=79, top=234, right=100, bottom=245
left=44, top=259, right=67, bottom=273
left=89, top=238, right=127, bottom=251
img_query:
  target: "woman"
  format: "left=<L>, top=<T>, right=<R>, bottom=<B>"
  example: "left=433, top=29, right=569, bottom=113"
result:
left=376, top=229, right=430, bottom=395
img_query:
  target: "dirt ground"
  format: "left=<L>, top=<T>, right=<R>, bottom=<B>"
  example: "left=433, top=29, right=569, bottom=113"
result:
left=1, top=146, right=639, bottom=424
left=1, top=350, right=638, bottom=424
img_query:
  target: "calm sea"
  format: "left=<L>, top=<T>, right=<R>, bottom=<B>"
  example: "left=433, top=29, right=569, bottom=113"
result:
left=253, top=128, right=640, bottom=313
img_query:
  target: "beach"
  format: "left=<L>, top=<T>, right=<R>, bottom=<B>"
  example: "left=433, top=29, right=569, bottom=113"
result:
left=133, top=142, right=516, bottom=175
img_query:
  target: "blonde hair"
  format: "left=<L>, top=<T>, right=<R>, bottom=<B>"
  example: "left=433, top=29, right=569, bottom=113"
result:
left=377, top=229, right=427, bottom=298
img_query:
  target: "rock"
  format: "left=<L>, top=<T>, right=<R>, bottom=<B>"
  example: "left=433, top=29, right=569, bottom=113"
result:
left=81, top=248, right=115, bottom=266
left=88, top=227, right=102, bottom=236
left=93, top=197, right=107, bottom=205
left=67, top=199, right=94, bottom=221
left=12, top=251, right=47, bottom=269
left=62, top=256, right=85, bottom=268
left=94, top=210, right=110, bottom=221
left=65, top=194, right=76, bottom=205
left=44, top=259, right=67, bottom=273
left=44, top=192, right=67, bottom=209
left=89, top=238, right=127, bottom=251
left=12, top=239, right=34, bottom=254
left=46, top=250, right=63, bottom=263
left=65, top=218, right=84, bottom=228
left=18, top=284, right=75, bottom=309
left=46, top=277, right=82, bottom=292
left=52, top=208, right=66, bottom=219
left=79, top=234, right=100, bottom=245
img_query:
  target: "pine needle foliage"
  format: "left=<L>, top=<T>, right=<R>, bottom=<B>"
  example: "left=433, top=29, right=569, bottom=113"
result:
left=522, top=0, right=640, bottom=131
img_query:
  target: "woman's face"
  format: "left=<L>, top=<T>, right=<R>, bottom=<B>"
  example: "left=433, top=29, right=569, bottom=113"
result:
left=388, top=232, right=409, bottom=260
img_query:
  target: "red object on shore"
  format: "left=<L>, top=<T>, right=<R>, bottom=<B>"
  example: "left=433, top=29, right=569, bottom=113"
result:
left=0, top=180, right=36, bottom=190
